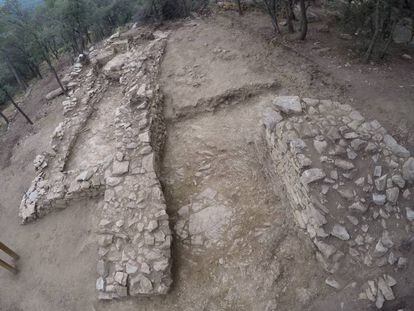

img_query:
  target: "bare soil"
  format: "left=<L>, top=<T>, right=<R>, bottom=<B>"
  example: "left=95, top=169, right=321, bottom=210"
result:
left=0, top=8, right=413, bottom=311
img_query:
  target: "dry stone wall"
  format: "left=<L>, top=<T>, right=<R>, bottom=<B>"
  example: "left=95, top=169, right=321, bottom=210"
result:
left=19, top=30, right=172, bottom=299
left=262, top=96, right=414, bottom=309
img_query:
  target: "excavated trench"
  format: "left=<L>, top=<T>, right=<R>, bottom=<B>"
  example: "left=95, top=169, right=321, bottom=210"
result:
left=155, top=86, right=328, bottom=310
left=65, top=86, right=120, bottom=171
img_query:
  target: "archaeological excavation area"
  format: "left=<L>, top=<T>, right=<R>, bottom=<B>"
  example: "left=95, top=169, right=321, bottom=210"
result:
left=1, top=16, right=414, bottom=311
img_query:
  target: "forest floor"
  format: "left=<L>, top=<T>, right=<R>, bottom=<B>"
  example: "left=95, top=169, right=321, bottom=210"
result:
left=0, top=8, right=413, bottom=311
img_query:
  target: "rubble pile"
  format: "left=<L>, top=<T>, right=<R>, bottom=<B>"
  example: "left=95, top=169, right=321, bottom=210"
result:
left=262, top=96, right=413, bottom=309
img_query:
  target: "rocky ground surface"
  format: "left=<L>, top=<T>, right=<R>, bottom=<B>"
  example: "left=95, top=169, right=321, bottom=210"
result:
left=0, top=9, right=413, bottom=311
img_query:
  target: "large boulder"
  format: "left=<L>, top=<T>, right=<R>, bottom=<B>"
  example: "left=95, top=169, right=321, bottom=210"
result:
left=102, top=52, right=130, bottom=80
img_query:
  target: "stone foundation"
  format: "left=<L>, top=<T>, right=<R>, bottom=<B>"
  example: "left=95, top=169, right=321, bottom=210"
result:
left=19, top=30, right=172, bottom=299
left=262, top=96, right=413, bottom=309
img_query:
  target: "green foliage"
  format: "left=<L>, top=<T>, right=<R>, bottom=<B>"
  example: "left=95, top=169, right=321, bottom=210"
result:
left=339, top=0, right=414, bottom=60
left=0, top=0, right=149, bottom=100
left=0, top=0, right=197, bottom=102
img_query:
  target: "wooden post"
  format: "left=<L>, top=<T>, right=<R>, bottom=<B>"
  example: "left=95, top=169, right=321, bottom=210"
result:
left=0, top=241, right=19, bottom=274
left=0, top=241, right=19, bottom=260
left=0, top=258, right=18, bottom=274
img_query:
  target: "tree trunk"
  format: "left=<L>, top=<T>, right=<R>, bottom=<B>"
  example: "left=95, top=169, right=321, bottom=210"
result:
left=32, top=62, right=43, bottom=79
left=38, top=42, right=68, bottom=96
left=48, top=41, right=59, bottom=59
left=364, top=0, right=381, bottom=62
left=5, top=57, right=27, bottom=91
left=236, top=0, right=243, bottom=15
left=264, top=0, right=280, bottom=34
left=298, top=0, right=308, bottom=40
left=1, top=87, right=33, bottom=125
left=0, top=110, right=9, bottom=125
left=380, top=19, right=396, bottom=59
left=286, top=0, right=294, bottom=33
left=45, top=56, right=67, bottom=96
left=181, top=0, right=189, bottom=17
left=85, top=27, right=92, bottom=45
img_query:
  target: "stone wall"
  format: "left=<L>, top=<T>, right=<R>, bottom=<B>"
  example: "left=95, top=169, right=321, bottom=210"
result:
left=19, top=30, right=172, bottom=299
left=262, top=96, right=414, bottom=309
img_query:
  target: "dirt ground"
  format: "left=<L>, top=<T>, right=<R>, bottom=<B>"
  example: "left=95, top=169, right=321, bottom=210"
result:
left=0, top=8, right=413, bottom=311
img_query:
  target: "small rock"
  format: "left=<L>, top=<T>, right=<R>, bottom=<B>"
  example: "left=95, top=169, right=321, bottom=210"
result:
left=374, top=166, right=382, bottom=177
left=397, top=257, right=407, bottom=269
left=392, top=174, right=405, bottom=188
left=388, top=252, right=397, bottom=265
left=290, top=139, right=307, bottom=153
left=406, top=207, right=414, bottom=221
left=114, top=272, right=128, bottom=286
left=263, top=109, right=283, bottom=130
left=347, top=215, right=359, bottom=226
left=365, top=142, right=378, bottom=153
left=126, top=262, right=139, bottom=274
left=374, top=239, right=388, bottom=257
left=334, top=159, right=355, bottom=170
left=402, top=157, right=414, bottom=182
left=325, top=277, right=341, bottom=289
left=314, top=139, right=328, bottom=154
left=112, top=160, right=130, bottom=176
left=355, top=234, right=364, bottom=245
left=376, top=288, right=385, bottom=309
left=97, top=260, right=108, bottom=277
left=339, top=33, right=353, bottom=40
left=273, top=96, right=302, bottom=114
left=147, top=220, right=158, bottom=232
left=373, top=193, right=386, bottom=206
left=300, top=168, right=326, bottom=185
left=153, top=259, right=169, bottom=271
left=381, top=231, right=394, bottom=248
left=351, top=138, right=366, bottom=151
left=355, top=177, right=365, bottom=186
left=384, top=274, right=397, bottom=287
left=98, top=234, right=113, bottom=247
left=337, top=188, right=354, bottom=200
left=129, top=274, right=153, bottom=295
left=402, top=53, right=412, bottom=60
left=96, top=277, right=106, bottom=291
left=347, top=148, right=358, bottom=160
left=297, top=154, right=312, bottom=168
left=349, top=201, right=367, bottom=213
left=377, top=276, right=395, bottom=300
left=331, top=224, right=350, bottom=240
left=314, top=240, right=336, bottom=259
left=383, top=135, right=410, bottom=158
left=375, top=175, right=387, bottom=191
left=386, top=187, right=399, bottom=204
